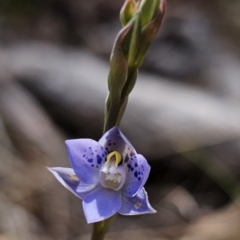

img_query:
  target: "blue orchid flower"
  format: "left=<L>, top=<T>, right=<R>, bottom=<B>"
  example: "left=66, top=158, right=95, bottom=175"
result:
left=48, top=127, right=156, bottom=223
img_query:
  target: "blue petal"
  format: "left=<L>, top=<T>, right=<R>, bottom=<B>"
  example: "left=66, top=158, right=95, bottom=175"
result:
left=82, top=186, right=122, bottom=223
left=122, top=154, right=150, bottom=197
left=119, top=188, right=156, bottom=215
left=48, top=167, right=96, bottom=199
left=98, top=127, right=136, bottom=160
left=65, top=139, right=107, bottom=184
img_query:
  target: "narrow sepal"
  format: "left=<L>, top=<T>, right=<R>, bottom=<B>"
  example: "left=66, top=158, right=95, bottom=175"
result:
left=48, top=167, right=96, bottom=199
left=48, top=167, right=80, bottom=197
left=119, top=188, right=157, bottom=215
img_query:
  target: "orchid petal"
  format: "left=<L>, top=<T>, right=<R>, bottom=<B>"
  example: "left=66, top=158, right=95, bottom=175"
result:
left=99, top=127, right=136, bottom=160
left=48, top=167, right=96, bottom=199
left=119, top=187, right=157, bottom=215
left=65, top=139, right=107, bottom=184
left=82, top=186, right=122, bottom=223
left=122, top=154, right=150, bottom=197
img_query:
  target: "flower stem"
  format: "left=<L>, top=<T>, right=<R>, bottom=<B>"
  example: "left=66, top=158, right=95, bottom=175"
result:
left=103, top=67, right=137, bottom=133
left=104, top=99, right=124, bottom=133
left=91, top=214, right=117, bottom=240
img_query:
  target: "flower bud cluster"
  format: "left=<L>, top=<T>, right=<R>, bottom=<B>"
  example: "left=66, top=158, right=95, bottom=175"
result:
left=105, top=0, right=166, bottom=132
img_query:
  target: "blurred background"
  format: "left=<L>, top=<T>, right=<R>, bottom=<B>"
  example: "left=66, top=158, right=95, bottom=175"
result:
left=1, top=0, right=240, bottom=239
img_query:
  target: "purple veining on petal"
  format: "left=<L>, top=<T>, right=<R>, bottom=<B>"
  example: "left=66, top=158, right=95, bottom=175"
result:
left=122, top=154, right=150, bottom=197
left=65, top=139, right=107, bottom=184
left=119, top=188, right=156, bottom=215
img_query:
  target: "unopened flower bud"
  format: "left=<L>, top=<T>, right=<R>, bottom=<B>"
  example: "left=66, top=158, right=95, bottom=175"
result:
left=140, top=0, right=161, bottom=27
left=108, top=22, right=132, bottom=103
left=136, top=0, right=166, bottom=67
left=120, top=0, right=138, bottom=26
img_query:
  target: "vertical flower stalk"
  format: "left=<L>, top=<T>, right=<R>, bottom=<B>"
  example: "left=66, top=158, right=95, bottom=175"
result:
left=48, top=1, right=166, bottom=240
left=94, top=0, right=165, bottom=239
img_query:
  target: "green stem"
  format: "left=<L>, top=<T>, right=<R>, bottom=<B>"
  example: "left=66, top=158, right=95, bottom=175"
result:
left=103, top=67, right=137, bottom=133
left=104, top=101, right=123, bottom=133
left=121, top=67, right=137, bottom=98
left=91, top=214, right=117, bottom=240
left=92, top=93, right=122, bottom=240
left=95, top=12, right=140, bottom=240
